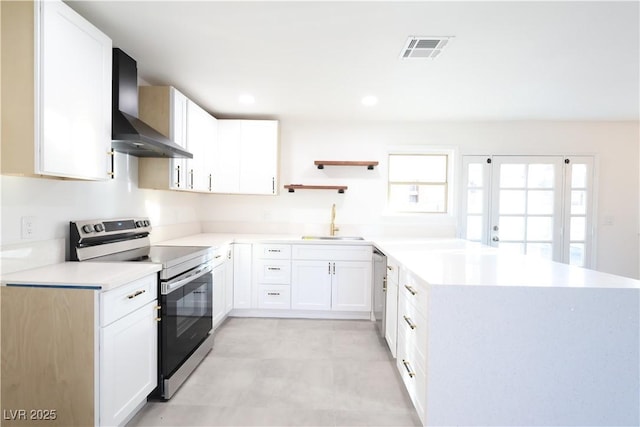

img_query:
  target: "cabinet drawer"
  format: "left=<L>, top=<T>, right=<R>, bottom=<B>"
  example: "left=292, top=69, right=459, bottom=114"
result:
left=386, top=256, right=400, bottom=285
left=254, top=244, right=291, bottom=259
left=257, top=285, right=291, bottom=309
left=101, top=274, right=157, bottom=327
left=399, top=268, right=428, bottom=316
left=396, top=326, right=426, bottom=423
left=292, top=244, right=372, bottom=261
left=398, top=292, right=428, bottom=369
left=256, top=259, right=291, bottom=284
left=212, top=244, right=230, bottom=268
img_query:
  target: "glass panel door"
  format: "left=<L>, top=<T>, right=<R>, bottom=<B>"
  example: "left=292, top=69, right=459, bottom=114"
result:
left=490, top=156, right=564, bottom=261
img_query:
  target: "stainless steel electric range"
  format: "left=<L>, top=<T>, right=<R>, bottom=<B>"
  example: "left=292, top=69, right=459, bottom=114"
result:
left=69, top=217, right=214, bottom=400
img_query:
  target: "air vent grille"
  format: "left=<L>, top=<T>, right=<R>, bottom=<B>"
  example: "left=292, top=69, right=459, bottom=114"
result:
left=400, top=36, right=453, bottom=60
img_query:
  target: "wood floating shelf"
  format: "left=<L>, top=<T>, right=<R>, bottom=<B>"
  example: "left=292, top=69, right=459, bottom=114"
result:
left=314, top=160, right=379, bottom=170
left=284, top=184, right=348, bottom=193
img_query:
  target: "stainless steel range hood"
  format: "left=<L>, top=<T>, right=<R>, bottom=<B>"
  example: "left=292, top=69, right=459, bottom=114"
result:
left=112, top=48, right=192, bottom=158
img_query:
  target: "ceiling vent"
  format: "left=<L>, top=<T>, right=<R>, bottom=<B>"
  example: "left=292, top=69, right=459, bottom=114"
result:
left=400, top=36, right=453, bottom=60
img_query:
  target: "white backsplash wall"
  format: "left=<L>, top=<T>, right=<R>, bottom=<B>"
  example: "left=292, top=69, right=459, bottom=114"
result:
left=0, top=153, right=201, bottom=273
left=199, top=119, right=640, bottom=279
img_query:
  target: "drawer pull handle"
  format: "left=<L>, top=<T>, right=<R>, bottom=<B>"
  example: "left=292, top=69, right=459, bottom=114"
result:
left=404, top=285, right=417, bottom=296
left=268, top=249, right=281, bottom=253
left=402, top=359, right=416, bottom=378
left=267, top=292, right=280, bottom=296
left=403, top=315, right=416, bottom=330
left=127, top=289, right=146, bottom=299
left=215, top=254, right=222, bottom=259
left=154, top=305, right=161, bottom=310
left=267, top=267, right=281, bottom=271
left=155, top=317, right=162, bottom=322
left=387, top=266, right=393, bottom=271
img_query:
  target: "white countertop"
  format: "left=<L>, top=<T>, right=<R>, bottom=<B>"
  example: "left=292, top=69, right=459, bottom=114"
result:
left=1, top=262, right=161, bottom=291
left=374, top=238, right=640, bottom=289
left=163, top=233, right=640, bottom=289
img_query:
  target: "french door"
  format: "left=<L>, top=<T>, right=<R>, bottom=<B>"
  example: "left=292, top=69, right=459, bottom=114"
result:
left=461, top=155, right=594, bottom=267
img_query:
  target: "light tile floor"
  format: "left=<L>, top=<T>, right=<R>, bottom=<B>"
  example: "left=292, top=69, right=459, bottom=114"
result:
left=128, top=317, right=421, bottom=427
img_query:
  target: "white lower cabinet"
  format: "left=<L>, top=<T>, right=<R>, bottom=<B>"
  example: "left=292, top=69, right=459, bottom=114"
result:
left=253, top=244, right=292, bottom=309
left=1, top=272, right=158, bottom=427
left=100, top=301, right=157, bottom=427
left=291, top=244, right=372, bottom=312
left=99, top=274, right=158, bottom=427
left=384, top=276, right=398, bottom=358
left=233, top=243, right=253, bottom=309
left=291, top=260, right=332, bottom=310
left=213, top=245, right=234, bottom=328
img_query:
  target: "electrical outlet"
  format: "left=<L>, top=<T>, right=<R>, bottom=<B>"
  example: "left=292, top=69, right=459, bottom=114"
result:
left=21, top=216, right=37, bottom=240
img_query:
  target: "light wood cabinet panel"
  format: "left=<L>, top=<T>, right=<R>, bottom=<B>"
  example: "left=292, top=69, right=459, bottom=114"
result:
left=1, top=0, right=112, bottom=180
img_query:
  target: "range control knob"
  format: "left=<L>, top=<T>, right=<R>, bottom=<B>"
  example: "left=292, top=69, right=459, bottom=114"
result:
left=135, top=220, right=144, bottom=228
left=144, top=220, right=151, bottom=227
left=82, top=225, right=94, bottom=234
left=94, top=224, right=105, bottom=232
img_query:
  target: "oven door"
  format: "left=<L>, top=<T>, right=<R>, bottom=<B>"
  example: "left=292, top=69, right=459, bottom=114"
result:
left=160, top=266, right=213, bottom=379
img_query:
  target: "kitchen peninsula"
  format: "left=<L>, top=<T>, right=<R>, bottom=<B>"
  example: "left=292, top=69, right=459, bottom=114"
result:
left=157, top=233, right=640, bottom=427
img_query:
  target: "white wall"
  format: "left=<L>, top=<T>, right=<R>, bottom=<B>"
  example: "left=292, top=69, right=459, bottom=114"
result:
left=0, top=153, right=201, bottom=273
left=2, top=120, right=637, bottom=278
left=200, top=120, right=640, bottom=279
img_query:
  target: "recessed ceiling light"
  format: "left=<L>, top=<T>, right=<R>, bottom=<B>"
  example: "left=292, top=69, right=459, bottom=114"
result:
left=238, top=94, right=255, bottom=105
left=361, top=95, right=378, bottom=106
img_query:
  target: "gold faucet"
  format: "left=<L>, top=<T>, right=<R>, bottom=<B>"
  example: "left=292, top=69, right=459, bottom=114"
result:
left=330, top=203, right=339, bottom=236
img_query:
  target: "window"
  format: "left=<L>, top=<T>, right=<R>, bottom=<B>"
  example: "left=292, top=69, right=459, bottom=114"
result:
left=388, top=153, right=449, bottom=213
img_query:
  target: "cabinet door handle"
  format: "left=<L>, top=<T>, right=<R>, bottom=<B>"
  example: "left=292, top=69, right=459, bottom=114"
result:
left=328, top=262, right=331, bottom=274
left=127, top=289, right=146, bottom=299
left=189, top=169, right=194, bottom=189
left=387, top=266, right=393, bottom=271
left=402, top=359, right=416, bottom=378
left=209, top=174, right=212, bottom=191
left=272, top=177, right=275, bottom=194
left=403, top=315, right=417, bottom=330
left=267, top=267, right=281, bottom=271
left=383, top=277, right=387, bottom=292
left=175, top=165, right=181, bottom=187
left=108, top=150, right=115, bottom=179
left=404, top=285, right=417, bottom=296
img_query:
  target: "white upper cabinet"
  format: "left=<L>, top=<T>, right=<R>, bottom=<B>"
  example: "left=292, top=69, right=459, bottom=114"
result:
left=214, top=119, right=279, bottom=195
left=185, top=99, right=217, bottom=192
left=138, top=87, right=217, bottom=192
left=1, top=0, right=112, bottom=180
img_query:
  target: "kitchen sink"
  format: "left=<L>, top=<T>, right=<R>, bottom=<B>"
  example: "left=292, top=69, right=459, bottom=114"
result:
left=301, top=236, right=365, bottom=241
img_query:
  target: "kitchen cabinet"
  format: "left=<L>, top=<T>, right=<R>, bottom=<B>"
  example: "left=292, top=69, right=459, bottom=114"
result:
left=253, top=244, right=292, bottom=309
left=212, top=245, right=233, bottom=329
left=214, top=120, right=279, bottom=195
left=185, top=99, right=217, bottom=192
left=395, top=266, right=428, bottom=424
left=291, top=244, right=372, bottom=312
left=138, top=86, right=189, bottom=190
left=1, top=0, right=113, bottom=180
left=1, top=273, right=158, bottom=427
left=384, top=256, right=400, bottom=357
left=139, top=87, right=217, bottom=192
left=233, top=243, right=253, bottom=309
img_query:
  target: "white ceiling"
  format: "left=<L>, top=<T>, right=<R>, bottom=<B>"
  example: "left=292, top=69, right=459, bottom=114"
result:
left=67, top=1, right=640, bottom=122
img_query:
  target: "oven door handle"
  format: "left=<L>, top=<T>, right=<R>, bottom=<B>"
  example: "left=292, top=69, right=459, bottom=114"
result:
left=163, top=264, right=213, bottom=294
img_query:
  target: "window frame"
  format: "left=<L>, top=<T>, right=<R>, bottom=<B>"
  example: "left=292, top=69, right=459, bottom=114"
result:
left=386, top=148, right=456, bottom=215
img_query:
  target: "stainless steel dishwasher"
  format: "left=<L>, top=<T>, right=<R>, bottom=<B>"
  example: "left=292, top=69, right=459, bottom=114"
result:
left=373, top=248, right=387, bottom=337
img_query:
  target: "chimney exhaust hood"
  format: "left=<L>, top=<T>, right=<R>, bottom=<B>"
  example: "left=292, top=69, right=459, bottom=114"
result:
left=111, top=48, right=192, bottom=159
